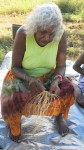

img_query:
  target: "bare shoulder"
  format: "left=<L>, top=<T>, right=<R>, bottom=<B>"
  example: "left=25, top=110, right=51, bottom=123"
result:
left=56, top=30, right=66, bottom=66
left=15, top=26, right=26, bottom=39
left=13, top=25, right=26, bottom=50
left=79, top=52, right=84, bottom=60
left=59, top=30, right=67, bottom=42
left=75, top=52, right=84, bottom=65
left=12, top=26, right=26, bottom=68
left=58, top=30, right=66, bottom=53
left=12, top=26, right=26, bottom=61
left=61, top=30, right=66, bottom=38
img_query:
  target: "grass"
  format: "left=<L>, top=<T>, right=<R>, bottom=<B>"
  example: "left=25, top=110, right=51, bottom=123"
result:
left=0, top=0, right=52, bottom=15
left=66, top=21, right=84, bottom=60
left=0, top=0, right=84, bottom=64
left=0, top=0, right=84, bottom=21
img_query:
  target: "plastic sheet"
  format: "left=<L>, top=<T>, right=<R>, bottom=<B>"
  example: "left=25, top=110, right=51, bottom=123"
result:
left=1, top=52, right=84, bottom=150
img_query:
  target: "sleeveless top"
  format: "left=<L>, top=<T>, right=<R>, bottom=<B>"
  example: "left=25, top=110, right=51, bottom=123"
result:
left=22, top=35, right=62, bottom=78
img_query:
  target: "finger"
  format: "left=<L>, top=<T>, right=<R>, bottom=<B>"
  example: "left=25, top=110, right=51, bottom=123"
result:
left=55, top=89, right=61, bottom=95
left=50, top=90, right=56, bottom=94
left=34, top=84, right=44, bottom=93
left=35, top=82, right=45, bottom=91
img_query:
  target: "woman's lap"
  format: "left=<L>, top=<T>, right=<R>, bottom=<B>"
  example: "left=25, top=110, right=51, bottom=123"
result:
left=1, top=71, right=75, bottom=119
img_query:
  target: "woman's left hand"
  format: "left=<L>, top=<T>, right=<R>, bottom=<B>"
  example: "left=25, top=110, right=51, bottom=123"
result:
left=49, top=80, right=61, bottom=95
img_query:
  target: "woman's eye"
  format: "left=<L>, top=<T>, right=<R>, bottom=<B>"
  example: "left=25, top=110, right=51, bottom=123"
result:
left=41, top=31, right=46, bottom=35
left=50, top=32, right=54, bottom=36
left=41, top=33, right=45, bottom=36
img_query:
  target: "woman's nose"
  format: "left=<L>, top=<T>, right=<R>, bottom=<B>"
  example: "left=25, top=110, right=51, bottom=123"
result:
left=45, top=34, right=50, bottom=42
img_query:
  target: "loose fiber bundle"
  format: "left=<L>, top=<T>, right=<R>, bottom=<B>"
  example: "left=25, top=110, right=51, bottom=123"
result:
left=31, top=90, right=60, bottom=115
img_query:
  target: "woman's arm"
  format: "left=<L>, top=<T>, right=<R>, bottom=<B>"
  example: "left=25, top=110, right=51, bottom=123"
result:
left=73, top=52, right=84, bottom=75
left=54, top=31, right=66, bottom=79
left=11, top=26, right=32, bottom=81
left=49, top=31, right=66, bottom=94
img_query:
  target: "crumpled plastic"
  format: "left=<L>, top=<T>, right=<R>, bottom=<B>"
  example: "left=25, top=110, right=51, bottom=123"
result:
left=1, top=52, right=84, bottom=150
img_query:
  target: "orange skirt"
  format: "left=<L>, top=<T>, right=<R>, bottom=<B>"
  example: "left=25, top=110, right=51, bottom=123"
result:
left=1, top=70, right=75, bottom=136
left=1, top=70, right=75, bottom=119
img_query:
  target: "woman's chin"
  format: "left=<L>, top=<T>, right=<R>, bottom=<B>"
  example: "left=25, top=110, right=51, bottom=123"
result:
left=39, top=42, right=47, bottom=47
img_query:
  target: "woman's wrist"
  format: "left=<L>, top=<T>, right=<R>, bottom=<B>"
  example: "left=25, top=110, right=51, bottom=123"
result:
left=53, top=74, right=63, bottom=82
left=24, top=74, right=32, bottom=82
left=52, top=77, right=60, bottom=85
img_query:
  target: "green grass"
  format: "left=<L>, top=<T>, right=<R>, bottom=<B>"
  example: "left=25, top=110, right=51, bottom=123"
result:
left=0, top=37, right=13, bottom=64
left=0, top=0, right=51, bottom=14
left=66, top=21, right=84, bottom=60
left=56, top=0, right=84, bottom=13
left=0, top=49, right=6, bottom=64
left=0, top=0, right=84, bottom=64
left=0, top=0, right=84, bottom=20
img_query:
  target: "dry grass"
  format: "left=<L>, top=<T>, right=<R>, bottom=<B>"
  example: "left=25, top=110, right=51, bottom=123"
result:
left=0, top=0, right=84, bottom=63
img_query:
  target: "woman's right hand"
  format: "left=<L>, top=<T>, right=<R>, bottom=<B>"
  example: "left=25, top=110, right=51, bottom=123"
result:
left=49, top=79, right=61, bottom=95
left=28, top=77, right=45, bottom=94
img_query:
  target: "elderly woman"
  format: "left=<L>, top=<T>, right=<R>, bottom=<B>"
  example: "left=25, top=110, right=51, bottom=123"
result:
left=73, top=52, right=84, bottom=107
left=1, top=3, right=75, bottom=142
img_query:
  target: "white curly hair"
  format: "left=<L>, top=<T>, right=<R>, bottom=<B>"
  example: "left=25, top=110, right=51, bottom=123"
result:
left=24, top=3, right=64, bottom=41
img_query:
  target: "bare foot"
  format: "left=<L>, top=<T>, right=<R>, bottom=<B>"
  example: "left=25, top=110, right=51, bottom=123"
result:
left=55, top=114, right=69, bottom=137
left=9, top=128, right=21, bottom=143
left=10, top=134, right=21, bottom=143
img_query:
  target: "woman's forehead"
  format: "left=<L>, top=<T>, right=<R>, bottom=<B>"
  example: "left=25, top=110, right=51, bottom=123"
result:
left=37, top=26, right=56, bottom=32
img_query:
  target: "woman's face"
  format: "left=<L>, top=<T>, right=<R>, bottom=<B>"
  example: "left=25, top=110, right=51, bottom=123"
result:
left=34, top=26, right=56, bottom=47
